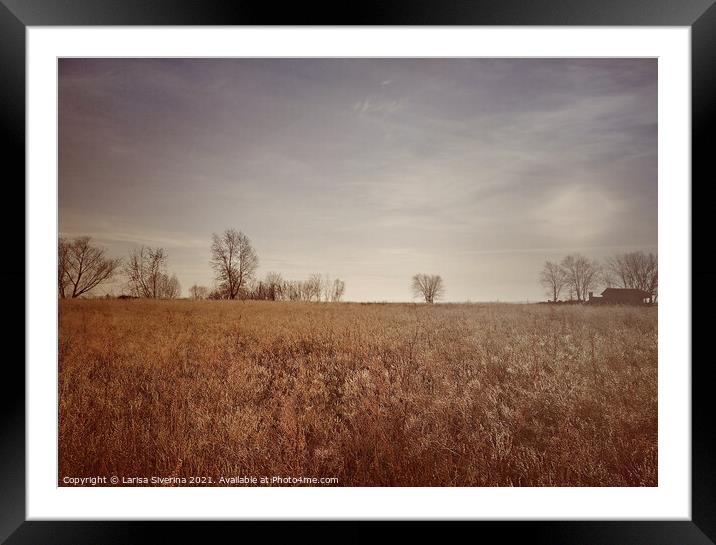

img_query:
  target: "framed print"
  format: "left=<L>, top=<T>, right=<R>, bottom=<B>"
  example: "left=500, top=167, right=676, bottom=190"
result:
left=4, top=0, right=714, bottom=542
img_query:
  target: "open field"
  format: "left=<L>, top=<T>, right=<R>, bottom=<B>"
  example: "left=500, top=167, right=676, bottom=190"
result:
left=58, top=300, right=657, bottom=486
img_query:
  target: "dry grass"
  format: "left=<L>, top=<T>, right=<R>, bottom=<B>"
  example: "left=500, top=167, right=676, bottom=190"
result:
left=58, top=299, right=657, bottom=486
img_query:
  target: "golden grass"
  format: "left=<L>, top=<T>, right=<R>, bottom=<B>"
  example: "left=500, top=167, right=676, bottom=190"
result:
left=58, top=299, right=657, bottom=486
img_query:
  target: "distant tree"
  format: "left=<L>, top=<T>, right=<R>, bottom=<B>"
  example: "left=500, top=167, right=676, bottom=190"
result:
left=158, top=273, right=181, bottom=299
left=321, top=274, right=333, bottom=302
left=189, top=284, right=209, bottom=300
left=210, top=229, right=258, bottom=300
left=248, top=279, right=269, bottom=300
left=331, top=278, right=346, bottom=302
left=264, top=272, right=284, bottom=301
left=566, top=283, right=576, bottom=301
left=560, top=254, right=600, bottom=302
left=305, top=274, right=323, bottom=302
left=605, top=253, right=631, bottom=289
left=125, top=246, right=167, bottom=298
left=207, top=287, right=224, bottom=300
left=539, top=261, right=567, bottom=302
left=58, top=237, right=70, bottom=298
left=59, top=236, right=122, bottom=298
left=285, top=280, right=305, bottom=301
left=411, top=274, right=444, bottom=304
left=282, top=281, right=294, bottom=301
left=318, top=274, right=346, bottom=302
left=605, top=251, right=658, bottom=302
left=600, top=268, right=616, bottom=289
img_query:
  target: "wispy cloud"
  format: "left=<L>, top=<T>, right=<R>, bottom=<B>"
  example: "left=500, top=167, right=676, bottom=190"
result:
left=352, top=96, right=404, bottom=115
left=59, top=230, right=207, bottom=250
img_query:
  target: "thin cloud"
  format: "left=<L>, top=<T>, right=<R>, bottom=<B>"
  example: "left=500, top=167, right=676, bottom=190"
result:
left=59, top=230, right=207, bottom=250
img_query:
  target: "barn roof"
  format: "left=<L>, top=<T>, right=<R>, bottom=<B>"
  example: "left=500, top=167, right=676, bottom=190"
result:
left=601, top=288, right=651, bottom=297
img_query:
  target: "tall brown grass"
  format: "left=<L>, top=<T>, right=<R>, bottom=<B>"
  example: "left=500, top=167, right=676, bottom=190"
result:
left=58, top=300, right=657, bottom=486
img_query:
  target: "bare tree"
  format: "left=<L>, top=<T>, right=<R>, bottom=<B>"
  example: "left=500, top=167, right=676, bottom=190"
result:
left=539, top=261, right=567, bottom=302
left=125, top=246, right=167, bottom=298
left=305, top=274, right=323, bottom=302
left=282, top=281, right=295, bottom=301
left=189, top=284, right=209, bottom=300
left=411, top=274, right=444, bottom=304
left=331, top=278, right=346, bottom=302
left=210, top=229, right=258, bottom=300
left=59, top=236, right=121, bottom=298
left=248, top=278, right=274, bottom=301
left=321, top=274, right=333, bottom=302
left=264, top=272, right=284, bottom=301
left=605, top=253, right=630, bottom=289
left=208, top=287, right=224, bottom=300
left=605, top=251, right=658, bottom=302
left=600, top=268, right=616, bottom=289
left=291, top=279, right=303, bottom=301
left=58, top=237, right=70, bottom=298
left=561, top=254, right=600, bottom=302
left=158, top=273, right=181, bottom=299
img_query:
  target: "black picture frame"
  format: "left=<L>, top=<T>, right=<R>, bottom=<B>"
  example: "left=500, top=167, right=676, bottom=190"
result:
left=4, top=1, right=713, bottom=542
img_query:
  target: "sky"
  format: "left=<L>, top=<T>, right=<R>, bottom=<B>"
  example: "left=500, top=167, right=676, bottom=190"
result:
left=58, top=58, right=657, bottom=302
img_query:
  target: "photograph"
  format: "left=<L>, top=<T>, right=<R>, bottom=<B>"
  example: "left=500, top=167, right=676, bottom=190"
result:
left=58, top=57, right=658, bottom=488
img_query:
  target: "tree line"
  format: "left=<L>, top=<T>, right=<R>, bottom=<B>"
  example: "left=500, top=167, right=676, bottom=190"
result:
left=59, top=236, right=183, bottom=299
left=539, top=251, right=658, bottom=303
left=58, top=235, right=656, bottom=304
left=190, top=272, right=346, bottom=302
left=58, top=229, right=346, bottom=302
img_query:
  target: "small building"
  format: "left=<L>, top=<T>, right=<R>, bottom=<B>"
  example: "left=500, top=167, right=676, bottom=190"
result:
left=588, top=288, right=652, bottom=305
